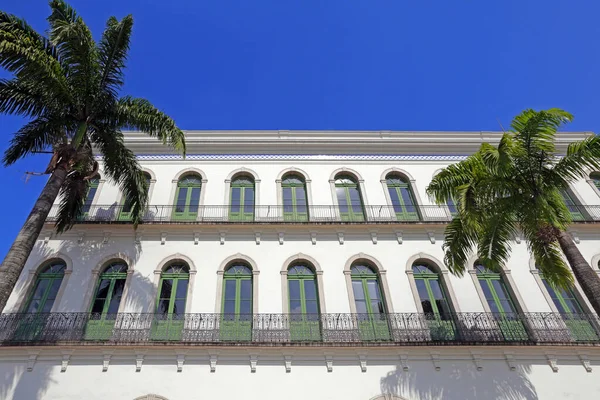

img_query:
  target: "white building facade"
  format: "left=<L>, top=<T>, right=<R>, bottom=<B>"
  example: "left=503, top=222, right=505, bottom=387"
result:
left=1, top=130, right=600, bottom=400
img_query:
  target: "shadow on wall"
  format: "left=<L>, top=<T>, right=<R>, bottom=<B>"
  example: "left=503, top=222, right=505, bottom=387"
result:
left=380, top=362, right=538, bottom=400
left=0, top=364, right=54, bottom=400
left=13, top=234, right=159, bottom=313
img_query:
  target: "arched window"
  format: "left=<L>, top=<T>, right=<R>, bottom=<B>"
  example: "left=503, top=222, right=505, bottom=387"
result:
left=560, top=189, right=584, bottom=221
left=591, top=172, right=600, bottom=191
left=119, top=173, right=151, bottom=221
left=173, top=174, right=202, bottom=221
left=412, top=263, right=455, bottom=340
left=335, top=174, right=364, bottom=221
left=82, top=177, right=99, bottom=215
left=539, top=273, right=598, bottom=341
left=152, top=262, right=190, bottom=341
left=475, top=263, right=527, bottom=340
left=230, top=175, right=255, bottom=221
left=24, top=261, right=66, bottom=313
left=282, top=174, right=308, bottom=221
left=221, top=263, right=253, bottom=340
left=288, top=263, right=320, bottom=341
left=86, top=262, right=128, bottom=340
left=350, top=263, right=390, bottom=340
left=385, top=173, right=418, bottom=221
left=412, top=264, right=451, bottom=319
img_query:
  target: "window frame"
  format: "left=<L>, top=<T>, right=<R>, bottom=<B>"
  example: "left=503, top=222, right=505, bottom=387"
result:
left=334, top=175, right=365, bottom=221
left=23, top=261, right=66, bottom=314
left=229, top=175, right=255, bottom=222
left=281, top=174, right=308, bottom=221
left=155, top=264, right=190, bottom=316
left=385, top=174, right=419, bottom=221
left=172, top=174, right=203, bottom=221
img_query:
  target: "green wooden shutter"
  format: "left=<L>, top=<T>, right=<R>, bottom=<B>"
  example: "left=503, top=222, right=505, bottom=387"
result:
left=288, top=264, right=320, bottom=341
left=350, top=264, right=390, bottom=341
left=335, top=175, right=364, bottom=221
left=151, top=264, right=189, bottom=341
left=282, top=175, right=308, bottom=221
left=230, top=176, right=255, bottom=221
left=386, top=175, right=419, bottom=221
left=221, top=264, right=253, bottom=341
left=172, top=175, right=202, bottom=221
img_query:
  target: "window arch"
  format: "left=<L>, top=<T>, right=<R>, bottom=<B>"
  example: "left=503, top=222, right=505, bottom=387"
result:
left=23, top=260, right=66, bottom=313
left=287, top=262, right=321, bottom=341
left=82, top=176, right=100, bottom=215
left=473, top=262, right=527, bottom=340
left=335, top=173, right=365, bottom=221
left=152, top=261, right=190, bottom=341
left=230, top=175, right=255, bottom=221
left=173, top=174, right=202, bottom=221
left=385, top=173, right=419, bottom=221
left=350, top=262, right=390, bottom=341
left=282, top=173, right=308, bottom=221
left=86, top=261, right=129, bottom=340
left=221, top=262, right=253, bottom=341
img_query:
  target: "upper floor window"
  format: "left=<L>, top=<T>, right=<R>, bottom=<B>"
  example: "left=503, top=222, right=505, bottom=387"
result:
left=173, top=174, right=202, bottom=221
left=542, top=278, right=584, bottom=315
left=446, top=198, right=458, bottom=216
left=156, top=263, right=190, bottom=316
left=230, top=175, right=255, bottom=222
left=120, top=173, right=151, bottom=221
left=475, top=264, right=518, bottom=316
left=560, top=189, right=583, bottom=221
left=385, top=173, right=418, bottom=221
left=82, top=177, right=99, bottom=215
left=221, top=263, right=253, bottom=341
left=412, top=263, right=452, bottom=320
left=152, top=262, right=190, bottom=341
left=287, top=263, right=320, bottom=341
left=282, top=174, right=308, bottom=221
left=591, top=172, right=600, bottom=191
left=24, top=261, right=66, bottom=313
left=335, top=174, right=364, bottom=221
left=86, top=261, right=128, bottom=340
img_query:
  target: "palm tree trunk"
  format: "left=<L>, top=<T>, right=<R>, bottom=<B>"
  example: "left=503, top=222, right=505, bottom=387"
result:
left=0, top=163, right=68, bottom=312
left=557, top=230, right=600, bottom=315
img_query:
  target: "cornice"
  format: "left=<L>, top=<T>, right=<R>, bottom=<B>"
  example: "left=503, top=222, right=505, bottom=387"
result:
left=97, top=154, right=470, bottom=162
left=118, top=130, right=594, bottom=156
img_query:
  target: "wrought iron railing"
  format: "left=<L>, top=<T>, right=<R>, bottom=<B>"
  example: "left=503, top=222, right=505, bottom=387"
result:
left=44, top=204, right=600, bottom=224
left=1, top=312, right=598, bottom=346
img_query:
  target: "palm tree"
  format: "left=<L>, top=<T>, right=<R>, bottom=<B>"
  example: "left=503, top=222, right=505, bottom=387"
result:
left=427, top=109, right=600, bottom=315
left=0, top=1, right=186, bottom=312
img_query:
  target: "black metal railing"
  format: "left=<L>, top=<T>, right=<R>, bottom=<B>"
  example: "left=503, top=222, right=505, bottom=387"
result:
left=1, top=312, right=598, bottom=346
left=45, top=204, right=600, bottom=224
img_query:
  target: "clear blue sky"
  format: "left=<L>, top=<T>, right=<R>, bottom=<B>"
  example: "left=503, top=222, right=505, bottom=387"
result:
left=1, top=0, right=599, bottom=259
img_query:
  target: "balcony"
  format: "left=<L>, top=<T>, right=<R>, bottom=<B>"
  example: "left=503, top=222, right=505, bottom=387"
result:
left=1, top=312, right=598, bottom=346
left=45, top=204, right=600, bottom=224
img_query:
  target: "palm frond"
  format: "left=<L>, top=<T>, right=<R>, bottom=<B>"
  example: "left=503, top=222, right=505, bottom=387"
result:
left=475, top=204, right=517, bottom=272
left=89, top=125, right=148, bottom=226
left=553, top=135, right=600, bottom=181
left=511, top=108, right=573, bottom=155
left=426, top=154, right=481, bottom=204
left=521, top=225, right=573, bottom=288
left=441, top=214, right=480, bottom=276
left=97, top=15, right=133, bottom=99
left=0, top=11, right=71, bottom=104
left=48, top=0, right=98, bottom=113
left=2, top=116, right=69, bottom=166
left=116, top=96, right=186, bottom=155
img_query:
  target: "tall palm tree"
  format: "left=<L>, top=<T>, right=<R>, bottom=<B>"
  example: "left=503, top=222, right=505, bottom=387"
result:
left=427, top=109, right=600, bottom=315
left=0, top=1, right=186, bottom=312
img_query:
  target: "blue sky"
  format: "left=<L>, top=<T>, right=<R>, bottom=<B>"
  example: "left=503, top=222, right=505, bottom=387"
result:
left=1, top=0, right=599, bottom=258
